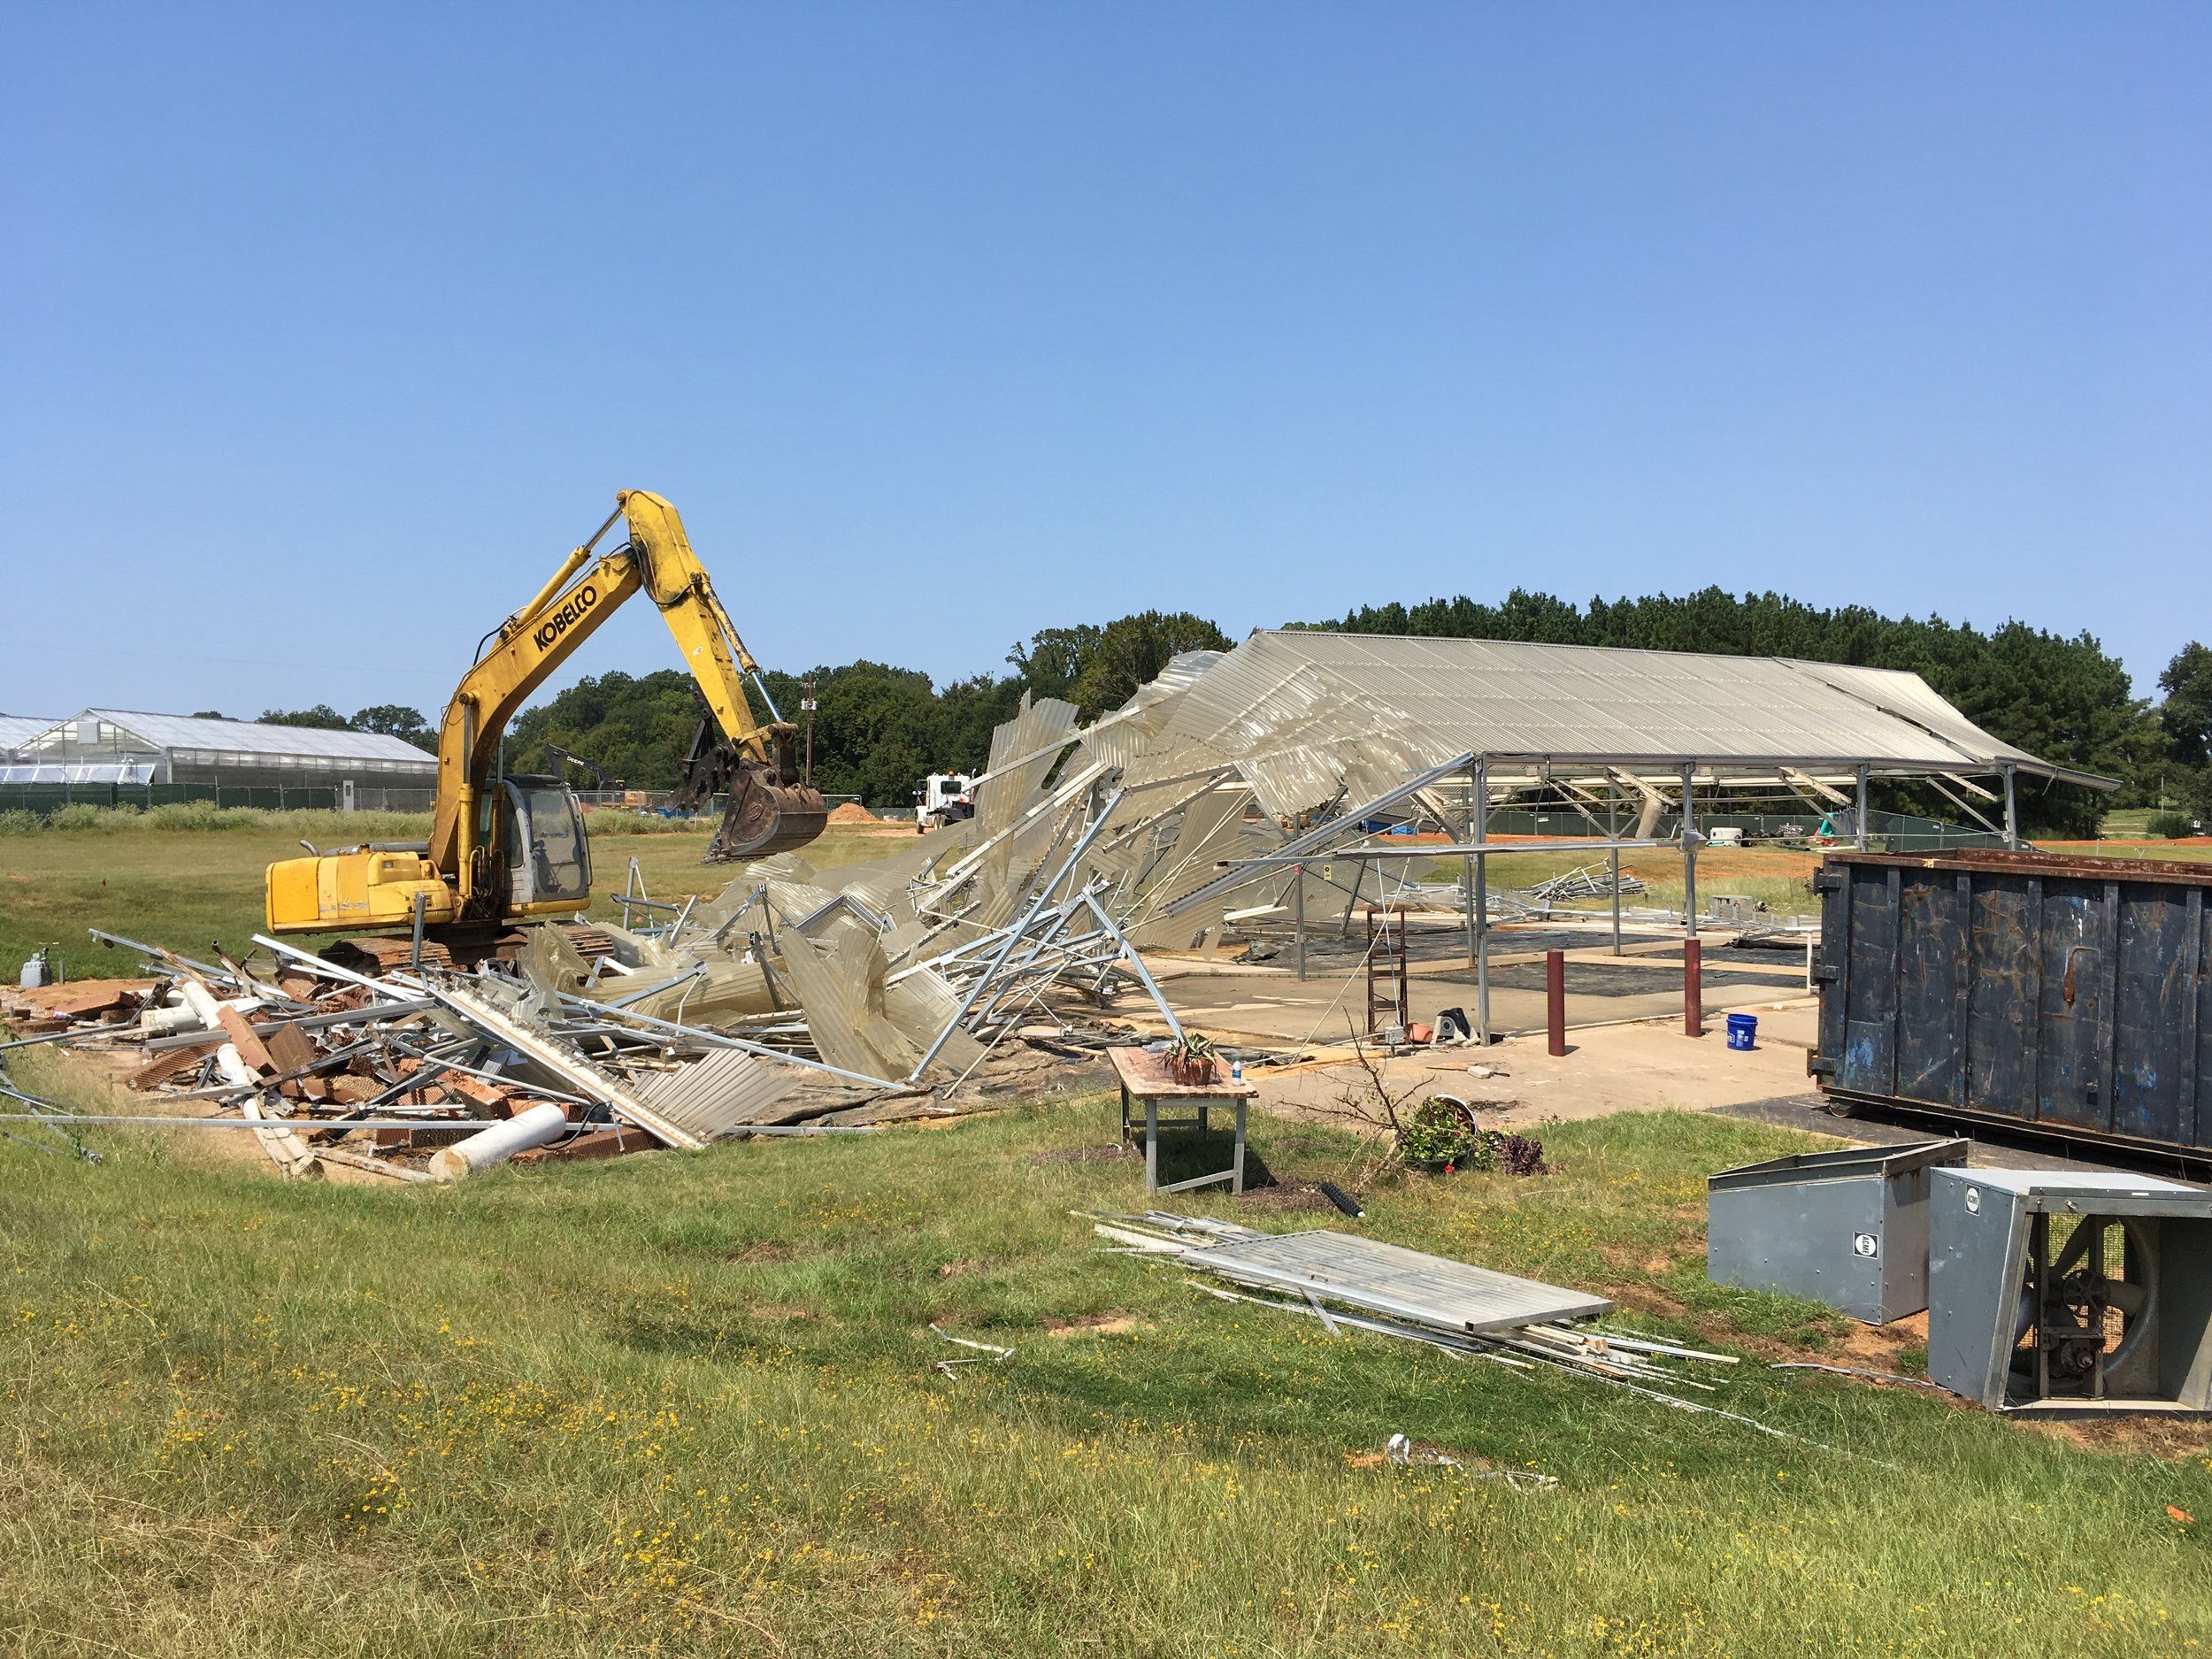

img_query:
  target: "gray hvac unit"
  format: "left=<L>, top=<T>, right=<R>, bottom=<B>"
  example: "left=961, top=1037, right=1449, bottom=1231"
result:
left=1706, top=1139, right=1969, bottom=1324
left=1926, top=1168, right=2212, bottom=1415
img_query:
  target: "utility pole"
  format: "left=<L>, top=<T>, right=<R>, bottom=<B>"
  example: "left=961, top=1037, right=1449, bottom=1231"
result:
left=799, top=678, right=818, bottom=788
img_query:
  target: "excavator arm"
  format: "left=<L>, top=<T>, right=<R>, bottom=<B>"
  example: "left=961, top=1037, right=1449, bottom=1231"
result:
left=265, top=491, right=824, bottom=943
left=427, top=490, right=823, bottom=911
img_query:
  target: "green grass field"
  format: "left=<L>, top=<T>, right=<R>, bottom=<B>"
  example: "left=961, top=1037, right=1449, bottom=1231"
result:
left=2096, top=807, right=2208, bottom=841
left=4, top=821, right=2212, bottom=1653
left=4, top=1064, right=2208, bottom=1658
left=0, top=818, right=903, bottom=979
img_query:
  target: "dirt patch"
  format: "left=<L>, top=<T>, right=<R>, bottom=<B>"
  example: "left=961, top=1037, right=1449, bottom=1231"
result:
left=743, top=1303, right=820, bottom=1323
left=1031, top=1143, right=1133, bottom=1166
left=2026, top=1415, right=2212, bottom=1457
left=1835, top=1312, right=1926, bottom=1368
left=1044, top=1312, right=1144, bottom=1337
left=1596, top=1243, right=1678, bottom=1277
left=825, top=803, right=913, bottom=832
left=1608, top=1282, right=1690, bottom=1320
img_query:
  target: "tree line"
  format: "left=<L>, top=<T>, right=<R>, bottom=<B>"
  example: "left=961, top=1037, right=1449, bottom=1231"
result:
left=503, top=611, right=1231, bottom=807
left=260, top=592, right=2212, bottom=833
left=244, top=703, right=438, bottom=749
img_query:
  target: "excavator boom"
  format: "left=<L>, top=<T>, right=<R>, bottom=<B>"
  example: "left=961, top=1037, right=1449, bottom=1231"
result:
left=265, top=492, right=825, bottom=944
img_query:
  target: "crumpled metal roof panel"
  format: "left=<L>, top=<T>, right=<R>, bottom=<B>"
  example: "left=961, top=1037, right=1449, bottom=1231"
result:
left=1151, top=632, right=2084, bottom=815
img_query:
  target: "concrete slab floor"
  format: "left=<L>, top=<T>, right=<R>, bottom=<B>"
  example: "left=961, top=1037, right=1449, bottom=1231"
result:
left=1238, top=1016, right=1816, bottom=1128
left=1210, top=1010, right=2189, bottom=1183
left=1107, top=934, right=2194, bottom=1188
left=1111, top=935, right=2194, bottom=1184
left=1135, top=956, right=1812, bottom=1048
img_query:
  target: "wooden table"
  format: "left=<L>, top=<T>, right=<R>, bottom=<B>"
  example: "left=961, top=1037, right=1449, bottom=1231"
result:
left=1109, top=1047, right=1261, bottom=1196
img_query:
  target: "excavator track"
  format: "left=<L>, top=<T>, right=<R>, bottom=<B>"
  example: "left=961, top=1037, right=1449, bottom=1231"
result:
left=323, top=922, right=619, bottom=976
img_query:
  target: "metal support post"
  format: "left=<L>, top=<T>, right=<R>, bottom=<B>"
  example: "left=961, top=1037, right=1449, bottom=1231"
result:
left=2001, top=764, right=2018, bottom=849
left=1075, top=892, right=1185, bottom=1041
left=1463, top=758, right=1479, bottom=970
left=1474, top=757, right=1491, bottom=1046
left=1681, top=764, right=1699, bottom=940
left=1684, top=937, right=1704, bottom=1037
left=1293, top=864, right=1307, bottom=982
left=1855, top=764, right=1870, bottom=851
left=408, top=891, right=427, bottom=972
left=1164, top=751, right=1477, bottom=920
left=1608, top=777, right=1623, bottom=956
left=801, top=676, right=817, bottom=788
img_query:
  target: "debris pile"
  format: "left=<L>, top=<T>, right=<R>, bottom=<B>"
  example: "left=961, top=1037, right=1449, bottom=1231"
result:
left=0, top=669, right=1734, bottom=1180
left=0, top=926, right=997, bottom=1183
left=1525, top=861, right=1647, bottom=902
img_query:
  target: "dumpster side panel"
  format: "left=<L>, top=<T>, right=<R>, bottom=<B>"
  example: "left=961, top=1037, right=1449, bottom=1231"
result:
left=2197, top=895, right=2210, bottom=1149
left=1816, top=850, right=2212, bottom=1157
left=1895, top=870, right=1968, bottom=1104
left=1839, top=864, right=1899, bottom=1095
left=2113, top=886, right=2194, bottom=1146
left=1968, top=876, right=2039, bottom=1119
left=2034, top=877, right=2109, bottom=1133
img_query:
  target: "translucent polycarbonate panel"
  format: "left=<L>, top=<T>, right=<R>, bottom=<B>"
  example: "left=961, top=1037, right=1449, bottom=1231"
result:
left=1146, top=631, right=2083, bottom=822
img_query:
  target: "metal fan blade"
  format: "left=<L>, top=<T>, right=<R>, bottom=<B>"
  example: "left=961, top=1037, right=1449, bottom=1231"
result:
left=2102, top=1279, right=2150, bottom=1317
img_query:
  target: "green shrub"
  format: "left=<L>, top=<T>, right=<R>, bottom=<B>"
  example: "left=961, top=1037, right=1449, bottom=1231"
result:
left=1398, top=1097, right=1489, bottom=1168
left=43, top=803, right=131, bottom=832
left=0, top=800, right=713, bottom=839
left=143, top=801, right=264, bottom=832
left=276, top=809, right=434, bottom=841
left=2146, top=810, right=2196, bottom=840
left=0, top=803, right=436, bottom=837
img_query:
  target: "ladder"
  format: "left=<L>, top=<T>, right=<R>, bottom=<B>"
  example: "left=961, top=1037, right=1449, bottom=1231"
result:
left=1364, top=906, right=1409, bottom=1035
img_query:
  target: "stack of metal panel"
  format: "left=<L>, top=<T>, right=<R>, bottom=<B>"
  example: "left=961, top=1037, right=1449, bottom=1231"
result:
left=1191, top=1228, right=1614, bottom=1333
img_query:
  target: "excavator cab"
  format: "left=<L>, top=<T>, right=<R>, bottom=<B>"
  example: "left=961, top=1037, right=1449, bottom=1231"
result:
left=495, top=776, right=592, bottom=911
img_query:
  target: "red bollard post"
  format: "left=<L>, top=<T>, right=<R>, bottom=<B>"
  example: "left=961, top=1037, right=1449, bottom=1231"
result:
left=1684, top=937, right=1704, bottom=1036
left=1546, top=949, right=1567, bottom=1056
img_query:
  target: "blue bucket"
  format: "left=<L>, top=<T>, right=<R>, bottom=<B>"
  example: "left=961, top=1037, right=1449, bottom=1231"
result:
left=1725, top=1013, right=1757, bottom=1051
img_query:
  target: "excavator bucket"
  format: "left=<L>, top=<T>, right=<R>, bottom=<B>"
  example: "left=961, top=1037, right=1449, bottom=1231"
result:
left=707, top=764, right=828, bottom=861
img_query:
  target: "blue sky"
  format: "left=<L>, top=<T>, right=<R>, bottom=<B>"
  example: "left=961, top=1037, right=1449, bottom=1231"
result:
left=4, top=3, right=2207, bottom=726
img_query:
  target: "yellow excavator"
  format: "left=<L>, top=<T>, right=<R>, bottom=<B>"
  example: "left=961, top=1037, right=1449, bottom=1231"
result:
left=264, top=491, right=826, bottom=968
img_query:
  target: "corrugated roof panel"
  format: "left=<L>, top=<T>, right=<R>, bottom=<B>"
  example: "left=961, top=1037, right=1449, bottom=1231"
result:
left=0, top=715, right=60, bottom=752
left=1150, top=633, right=2077, bottom=818
left=638, top=1047, right=802, bottom=1137
left=82, top=709, right=438, bottom=766
left=0, top=763, right=158, bottom=785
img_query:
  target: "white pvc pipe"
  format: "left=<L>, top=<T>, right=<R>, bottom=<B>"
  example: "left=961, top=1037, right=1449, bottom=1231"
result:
left=138, top=1004, right=204, bottom=1037
left=427, top=1102, right=570, bottom=1181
